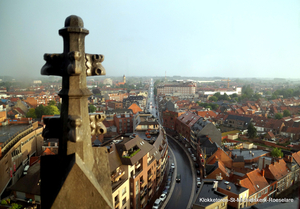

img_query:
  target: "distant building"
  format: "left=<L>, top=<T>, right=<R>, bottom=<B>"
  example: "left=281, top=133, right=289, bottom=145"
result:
left=157, top=81, right=196, bottom=95
left=103, top=78, right=113, bottom=86
left=33, top=80, right=42, bottom=84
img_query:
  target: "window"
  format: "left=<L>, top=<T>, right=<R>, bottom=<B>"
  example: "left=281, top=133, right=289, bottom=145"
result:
left=122, top=187, right=126, bottom=196
left=215, top=206, right=219, bottom=209
left=122, top=197, right=126, bottom=205
left=221, top=202, right=225, bottom=207
left=257, top=192, right=261, bottom=198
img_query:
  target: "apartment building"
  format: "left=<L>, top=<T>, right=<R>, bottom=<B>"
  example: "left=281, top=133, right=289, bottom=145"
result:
left=104, top=112, right=168, bottom=209
left=113, top=113, right=134, bottom=134
left=176, top=111, right=201, bottom=143
left=162, top=110, right=185, bottom=131
left=0, top=122, right=43, bottom=198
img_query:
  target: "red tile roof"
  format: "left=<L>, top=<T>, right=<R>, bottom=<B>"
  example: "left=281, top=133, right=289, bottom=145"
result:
left=292, top=151, right=300, bottom=167
left=128, top=103, right=142, bottom=114
left=264, top=159, right=289, bottom=181
left=244, top=169, right=269, bottom=194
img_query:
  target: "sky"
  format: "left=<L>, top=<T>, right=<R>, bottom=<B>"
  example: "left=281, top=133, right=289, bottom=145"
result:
left=1, top=0, right=300, bottom=79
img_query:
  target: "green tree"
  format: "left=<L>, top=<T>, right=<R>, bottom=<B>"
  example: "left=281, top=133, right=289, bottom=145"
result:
left=26, top=108, right=37, bottom=118
left=0, top=199, right=7, bottom=205
left=35, top=105, right=46, bottom=118
left=271, top=147, right=283, bottom=158
left=213, top=92, right=221, bottom=99
left=231, top=93, right=238, bottom=98
left=283, top=110, right=291, bottom=117
left=208, top=96, right=218, bottom=102
left=211, top=104, right=219, bottom=110
left=247, top=123, right=257, bottom=139
left=275, top=113, right=283, bottom=119
left=45, top=105, right=60, bottom=115
left=48, top=100, right=56, bottom=106
left=88, top=105, right=96, bottom=113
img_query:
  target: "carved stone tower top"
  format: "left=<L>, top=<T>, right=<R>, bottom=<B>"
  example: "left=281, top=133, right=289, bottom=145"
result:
left=40, top=15, right=112, bottom=209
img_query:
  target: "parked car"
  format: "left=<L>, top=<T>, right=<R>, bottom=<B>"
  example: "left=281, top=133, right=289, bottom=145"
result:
left=197, top=181, right=201, bottom=187
left=160, top=193, right=167, bottom=202
left=171, top=163, right=175, bottom=169
left=197, top=177, right=201, bottom=182
left=162, top=189, right=168, bottom=195
left=152, top=199, right=162, bottom=209
left=164, top=185, right=170, bottom=191
left=196, top=170, right=200, bottom=175
left=195, top=163, right=199, bottom=168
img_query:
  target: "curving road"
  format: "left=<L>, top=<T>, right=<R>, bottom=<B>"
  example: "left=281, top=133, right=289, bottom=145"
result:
left=165, top=137, right=194, bottom=209
left=147, top=79, right=194, bottom=209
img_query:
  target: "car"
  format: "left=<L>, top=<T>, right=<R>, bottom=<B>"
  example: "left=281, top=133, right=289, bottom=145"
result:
left=197, top=181, right=201, bottom=187
left=164, top=185, right=170, bottom=191
left=171, top=163, right=175, bottom=169
left=176, top=174, right=181, bottom=182
left=169, top=167, right=174, bottom=173
left=162, top=189, right=168, bottom=195
left=196, top=170, right=200, bottom=175
left=167, top=177, right=172, bottom=182
left=152, top=199, right=162, bottom=209
left=160, top=193, right=167, bottom=202
left=197, top=177, right=201, bottom=182
left=195, top=163, right=199, bottom=168
left=166, top=180, right=171, bottom=187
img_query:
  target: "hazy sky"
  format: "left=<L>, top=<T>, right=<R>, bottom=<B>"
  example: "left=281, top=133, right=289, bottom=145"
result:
left=1, top=1, right=300, bottom=79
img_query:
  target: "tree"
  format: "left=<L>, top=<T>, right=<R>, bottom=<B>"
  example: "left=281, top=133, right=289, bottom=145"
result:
left=48, top=100, right=56, bottom=106
left=275, top=113, right=283, bottom=119
left=231, top=93, right=238, bottom=98
left=35, top=105, right=46, bottom=118
left=208, top=96, right=218, bottom=102
left=88, top=105, right=96, bottom=113
left=247, top=123, right=257, bottom=139
left=26, top=108, right=37, bottom=118
left=271, top=147, right=283, bottom=158
left=45, top=105, right=60, bottom=115
left=283, top=110, right=291, bottom=117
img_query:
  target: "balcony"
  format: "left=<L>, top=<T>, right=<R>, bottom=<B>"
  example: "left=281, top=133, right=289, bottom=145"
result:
left=122, top=147, right=141, bottom=159
left=156, top=171, right=161, bottom=178
left=111, top=170, right=125, bottom=183
left=156, top=164, right=161, bottom=170
left=140, top=186, right=147, bottom=196
left=140, top=179, right=147, bottom=188
left=115, top=199, right=120, bottom=208
left=135, top=162, right=141, bottom=169
left=148, top=181, right=153, bottom=189
left=148, top=173, right=153, bottom=181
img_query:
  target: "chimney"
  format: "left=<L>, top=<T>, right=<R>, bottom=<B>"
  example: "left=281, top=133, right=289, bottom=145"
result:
left=236, top=179, right=241, bottom=186
left=226, top=185, right=231, bottom=190
left=261, top=169, right=265, bottom=177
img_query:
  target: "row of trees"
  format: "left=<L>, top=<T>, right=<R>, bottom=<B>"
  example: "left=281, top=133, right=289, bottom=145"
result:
left=26, top=100, right=60, bottom=118
left=247, top=123, right=284, bottom=158
left=274, top=110, right=291, bottom=119
left=197, top=102, right=219, bottom=110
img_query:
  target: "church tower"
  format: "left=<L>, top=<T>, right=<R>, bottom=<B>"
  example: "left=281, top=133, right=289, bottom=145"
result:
left=123, top=75, right=126, bottom=83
